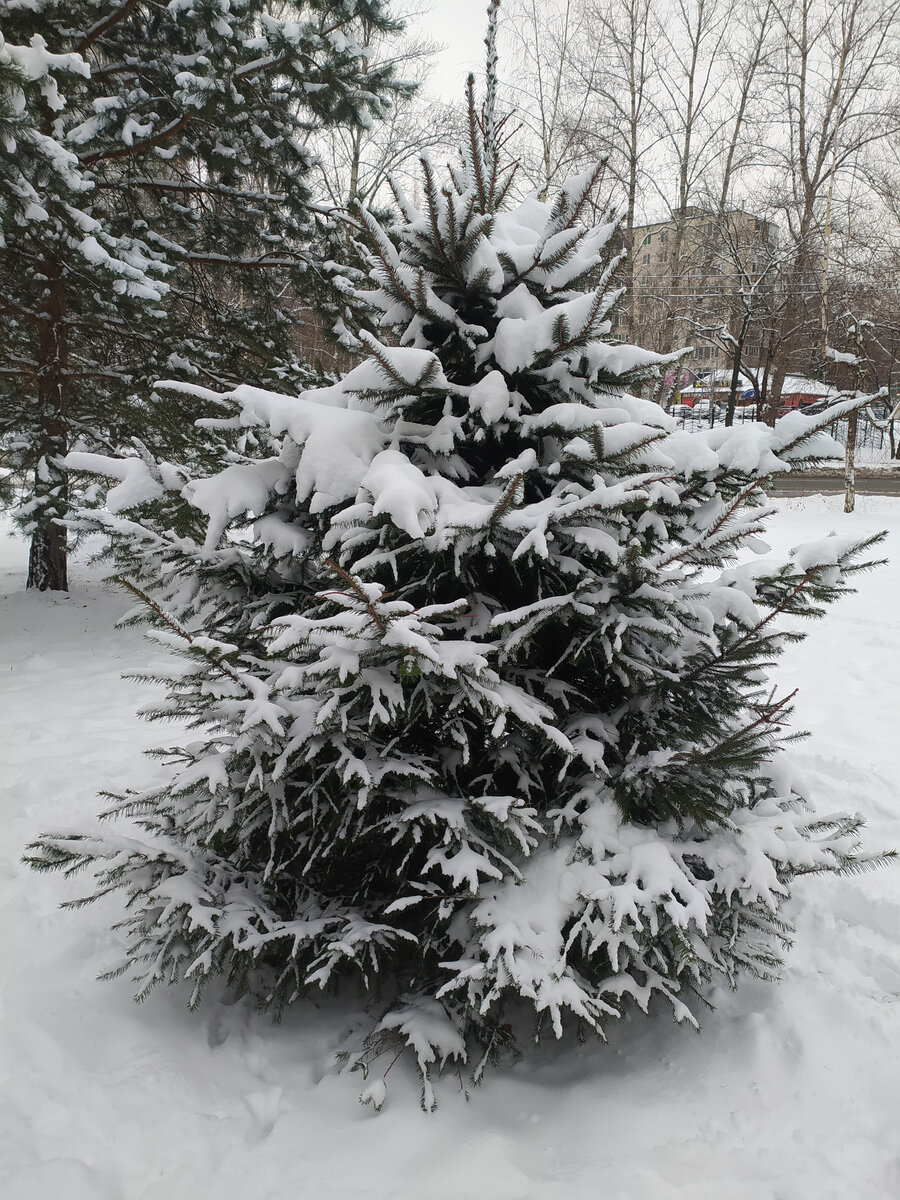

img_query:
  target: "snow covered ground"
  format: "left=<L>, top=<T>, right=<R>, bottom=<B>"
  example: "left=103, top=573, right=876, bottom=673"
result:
left=2, top=495, right=900, bottom=1200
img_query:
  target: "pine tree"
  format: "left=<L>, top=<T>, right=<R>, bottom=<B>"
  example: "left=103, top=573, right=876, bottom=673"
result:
left=28, top=29, right=889, bottom=1109
left=0, top=0, right=406, bottom=590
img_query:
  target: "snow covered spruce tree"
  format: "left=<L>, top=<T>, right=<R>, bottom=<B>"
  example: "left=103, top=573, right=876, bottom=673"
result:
left=0, top=0, right=406, bottom=590
left=0, top=27, right=101, bottom=588
left=29, top=53, right=888, bottom=1107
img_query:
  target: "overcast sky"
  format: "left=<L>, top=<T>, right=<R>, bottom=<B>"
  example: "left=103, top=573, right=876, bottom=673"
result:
left=415, top=0, right=493, bottom=102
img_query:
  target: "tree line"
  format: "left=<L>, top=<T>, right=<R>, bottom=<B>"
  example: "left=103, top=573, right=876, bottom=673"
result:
left=498, top=0, right=900, bottom=416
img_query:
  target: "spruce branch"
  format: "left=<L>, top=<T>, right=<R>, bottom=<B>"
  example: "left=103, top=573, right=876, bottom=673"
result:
left=322, top=558, right=388, bottom=635
left=358, top=331, right=421, bottom=391
left=111, top=576, right=250, bottom=691
left=352, top=204, right=418, bottom=311
left=465, top=73, right=489, bottom=213
left=683, top=568, right=824, bottom=685
left=511, top=162, right=608, bottom=287
left=76, top=0, right=142, bottom=53
left=602, top=430, right=669, bottom=464
left=489, top=473, right=524, bottom=528
left=677, top=689, right=799, bottom=766
left=656, top=479, right=771, bottom=569
left=420, top=157, right=456, bottom=275
left=445, top=192, right=462, bottom=276
left=81, top=114, right=195, bottom=165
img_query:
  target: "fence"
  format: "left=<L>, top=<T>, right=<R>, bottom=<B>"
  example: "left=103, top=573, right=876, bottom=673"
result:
left=673, top=406, right=899, bottom=463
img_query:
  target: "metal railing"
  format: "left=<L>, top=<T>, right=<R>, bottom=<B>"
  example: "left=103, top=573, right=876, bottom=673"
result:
left=672, top=406, right=900, bottom=461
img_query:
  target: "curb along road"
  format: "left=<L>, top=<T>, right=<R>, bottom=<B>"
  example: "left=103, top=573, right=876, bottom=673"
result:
left=771, top=471, right=900, bottom=496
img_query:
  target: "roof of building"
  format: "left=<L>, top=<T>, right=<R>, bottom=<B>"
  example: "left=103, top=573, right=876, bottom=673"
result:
left=680, top=371, right=837, bottom=398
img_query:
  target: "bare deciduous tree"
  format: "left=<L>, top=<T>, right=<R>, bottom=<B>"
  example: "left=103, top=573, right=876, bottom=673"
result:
left=577, top=0, right=662, bottom=320
left=500, top=0, right=606, bottom=199
left=765, top=0, right=900, bottom=419
left=311, top=10, right=462, bottom=210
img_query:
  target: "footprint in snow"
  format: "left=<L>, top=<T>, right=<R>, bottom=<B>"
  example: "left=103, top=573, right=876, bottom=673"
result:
left=244, top=1085, right=283, bottom=1142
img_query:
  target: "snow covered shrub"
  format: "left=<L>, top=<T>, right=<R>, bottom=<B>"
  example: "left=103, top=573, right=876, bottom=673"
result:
left=28, top=75, right=888, bottom=1108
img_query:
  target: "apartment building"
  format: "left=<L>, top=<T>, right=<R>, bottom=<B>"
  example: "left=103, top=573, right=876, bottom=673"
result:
left=614, top=207, right=779, bottom=373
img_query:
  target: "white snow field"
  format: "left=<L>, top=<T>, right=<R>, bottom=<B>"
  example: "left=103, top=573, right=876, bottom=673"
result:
left=2, top=495, right=900, bottom=1200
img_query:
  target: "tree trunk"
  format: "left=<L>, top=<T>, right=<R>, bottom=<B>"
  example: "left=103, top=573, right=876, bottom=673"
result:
left=725, top=336, right=746, bottom=427
left=27, top=519, right=68, bottom=591
left=27, top=270, right=69, bottom=591
left=764, top=358, right=786, bottom=426
left=843, top=408, right=857, bottom=515
left=347, top=127, right=362, bottom=202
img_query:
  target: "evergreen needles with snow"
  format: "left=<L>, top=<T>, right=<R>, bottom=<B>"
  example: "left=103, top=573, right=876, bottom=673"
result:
left=0, top=0, right=406, bottom=589
left=28, top=70, right=889, bottom=1109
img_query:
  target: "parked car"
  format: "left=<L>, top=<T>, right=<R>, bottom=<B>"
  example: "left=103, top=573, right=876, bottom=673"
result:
left=690, top=402, right=720, bottom=419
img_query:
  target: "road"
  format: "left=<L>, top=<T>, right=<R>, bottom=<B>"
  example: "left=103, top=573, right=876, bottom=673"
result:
left=771, top=470, right=900, bottom=497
